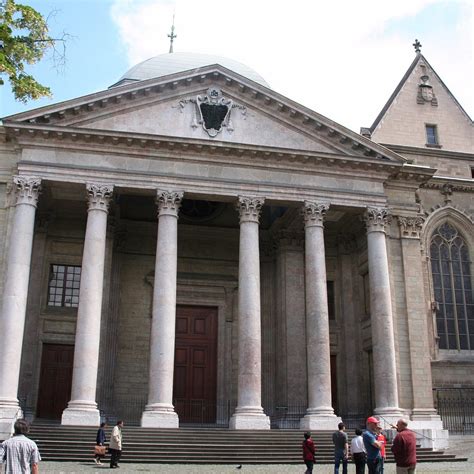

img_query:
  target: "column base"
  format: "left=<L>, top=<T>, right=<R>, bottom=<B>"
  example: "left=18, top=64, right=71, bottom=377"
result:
left=61, top=401, right=100, bottom=426
left=373, top=407, right=405, bottom=427
left=408, top=411, right=447, bottom=449
left=229, top=407, right=270, bottom=430
left=299, top=413, right=342, bottom=430
left=0, top=399, right=23, bottom=441
left=141, top=404, right=179, bottom=428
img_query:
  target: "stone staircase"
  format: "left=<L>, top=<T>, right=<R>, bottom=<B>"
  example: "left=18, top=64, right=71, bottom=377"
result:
left=28, top=423, right=466, bottom=464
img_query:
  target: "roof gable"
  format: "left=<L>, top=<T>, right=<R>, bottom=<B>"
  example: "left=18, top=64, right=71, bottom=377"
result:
left=368, top=54, right=473, bottom=153
left=3, top=64, right=406, bottom=163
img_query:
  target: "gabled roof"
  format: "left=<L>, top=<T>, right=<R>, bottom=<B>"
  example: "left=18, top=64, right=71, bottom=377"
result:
left=367, top=53, right=473, bottom=134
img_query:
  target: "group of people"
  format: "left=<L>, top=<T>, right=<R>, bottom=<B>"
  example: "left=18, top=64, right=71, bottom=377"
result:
left=0, top=419, right=124, bottom=473
left=303, top=416, right=417, bottom=474
left=94, top=420, right=124, bottom=468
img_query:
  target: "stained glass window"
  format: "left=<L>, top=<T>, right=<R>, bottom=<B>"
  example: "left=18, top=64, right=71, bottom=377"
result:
left=430, top=223, right=473, bottom=350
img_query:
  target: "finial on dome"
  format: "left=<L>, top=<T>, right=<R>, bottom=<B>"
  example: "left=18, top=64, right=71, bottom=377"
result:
left=413, top=39, right=422, bottom=54
left=168, top=14, right=177, bottom=53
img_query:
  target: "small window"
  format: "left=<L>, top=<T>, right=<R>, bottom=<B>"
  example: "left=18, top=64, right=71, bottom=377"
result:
left=426, top=124, right=439, bottom=146
left=327, top=281, right=335, bottom=320
left=48, top=264, right=82, bottom=307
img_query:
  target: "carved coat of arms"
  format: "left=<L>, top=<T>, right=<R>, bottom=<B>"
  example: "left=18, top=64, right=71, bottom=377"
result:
left=176, top=87, right=246, bottom=137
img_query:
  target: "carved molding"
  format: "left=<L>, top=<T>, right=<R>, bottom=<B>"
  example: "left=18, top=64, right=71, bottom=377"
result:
left=156, top=190, right=184, bottom=217
left=13, top=175, right=42, bottom=207
left=397, top=215, right=425, bottom=239
left=302, top=201, right=330, bottom=228
left=236, top=196, right=265, bottom=224
left=86, top=183, right=113, bottom=212
left=363, top=207, right=391, bottom=233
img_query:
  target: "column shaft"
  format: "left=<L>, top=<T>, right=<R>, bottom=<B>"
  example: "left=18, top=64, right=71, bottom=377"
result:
left=62, top=183, right=113, bottom=426
left=230, top=196, right=269, bottom=429
left=365, top=207, right=402, bottom=419
left=0, top=176, right=41, bottom=439
left=141, top=190, right=182, bottom=428
left=300, top=201, right=340, bottom=430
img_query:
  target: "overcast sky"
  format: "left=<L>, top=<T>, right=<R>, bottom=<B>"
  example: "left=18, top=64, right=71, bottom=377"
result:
left=1, top=0, right=472, bottom=132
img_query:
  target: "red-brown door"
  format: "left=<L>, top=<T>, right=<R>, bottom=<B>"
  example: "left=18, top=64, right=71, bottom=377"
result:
left=37, top=344, right=74, bottom=419
left=173, top=305, right=217, bottom=423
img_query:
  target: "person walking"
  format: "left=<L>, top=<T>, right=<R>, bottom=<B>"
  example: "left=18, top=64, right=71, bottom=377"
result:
left=375, top=423, right=386, bottom=474
left=332, top=422, right=348, bottom=474
left=363, top=416, right=382, bottom=474
left=94, top=422, right=107, bottom=465
left=302, top=431, right=316, bottom=474
left=0, top=419, right=41, bottom=474
left=350, top=428, right=366, bottom=474
left=109, top=420, right=124, bottom=469
left=391, top=418, right=417, bottom=474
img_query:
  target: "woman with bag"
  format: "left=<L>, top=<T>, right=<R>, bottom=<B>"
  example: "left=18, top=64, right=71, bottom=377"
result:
left=94, top=422, right=107, bottom=465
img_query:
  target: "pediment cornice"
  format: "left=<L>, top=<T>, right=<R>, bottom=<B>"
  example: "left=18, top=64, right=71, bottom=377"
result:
left=3, top=65, right=406, bottom=165
left=3, top=122, right=402, bottom=176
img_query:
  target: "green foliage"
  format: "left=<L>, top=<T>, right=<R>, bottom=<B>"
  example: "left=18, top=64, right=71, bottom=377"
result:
left=0, top=0, right=56, bottom=102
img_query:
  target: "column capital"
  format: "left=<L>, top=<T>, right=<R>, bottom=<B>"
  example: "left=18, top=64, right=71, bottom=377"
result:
left=86, top=183, right=113, bottom=212
left=302, top=201, right=330, bottom=228
left=397, top=215, right=425, bottom=239
left=13, top=175, right=41, bottom=207
left=156, top=190, right=183, bottom=217
left=363, top=206, right=391, bottom=233
left=236, top=196, right=265, bottom=224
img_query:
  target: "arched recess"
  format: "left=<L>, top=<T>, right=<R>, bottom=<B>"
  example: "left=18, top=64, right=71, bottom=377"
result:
left=422, top=206, right=474, bottom=351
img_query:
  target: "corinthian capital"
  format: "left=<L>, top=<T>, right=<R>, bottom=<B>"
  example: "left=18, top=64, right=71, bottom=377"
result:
left=363, top=206, right=391, bottom=233
left=303, top=201, right=330, bottom=228
left=397, top=215, right=425, bottom=239
left=236, top=196, right=265, bottom=223
left=86, top=183, right=113, bottom=212
left=13, top=176, right=41, bottom=207
left=156, top=190, right=183, bottom=217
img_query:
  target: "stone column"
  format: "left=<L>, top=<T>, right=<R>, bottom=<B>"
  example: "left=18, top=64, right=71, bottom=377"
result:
left=0, top=176, right=41, bottom=440
left=364, top=207, right=402, bottom=420
left=141, top=190, right=183, bottom=428
left=397, top=216, right=443, bottom=429
left=300, top=201, right=341, bottom=430
left=230, top=196, right=270, bottom=429
left=62, top=183, right=113, bottom=426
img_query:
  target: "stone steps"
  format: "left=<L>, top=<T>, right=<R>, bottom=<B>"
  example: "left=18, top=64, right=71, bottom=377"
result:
left=28, top=425, right=467, bottom=464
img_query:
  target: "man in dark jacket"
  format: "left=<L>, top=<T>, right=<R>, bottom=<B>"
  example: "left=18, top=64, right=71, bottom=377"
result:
left=391, top=418, right=417, bottom=474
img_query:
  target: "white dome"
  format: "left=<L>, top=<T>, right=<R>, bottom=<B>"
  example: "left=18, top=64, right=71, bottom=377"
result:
left=111, top=52, right=269, bottom=88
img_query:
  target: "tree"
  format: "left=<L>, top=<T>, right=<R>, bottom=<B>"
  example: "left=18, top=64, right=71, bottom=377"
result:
left=0, top=0, right=68, bottom=103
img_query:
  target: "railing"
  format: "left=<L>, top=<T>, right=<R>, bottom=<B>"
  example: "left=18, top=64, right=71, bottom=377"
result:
left=434, top=388, right=474, bottom=434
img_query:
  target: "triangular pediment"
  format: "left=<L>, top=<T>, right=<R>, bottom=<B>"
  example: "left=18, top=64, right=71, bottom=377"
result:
left=3, top=65, right=406, bottom=163
left=369, top=54, right=473, bottom=153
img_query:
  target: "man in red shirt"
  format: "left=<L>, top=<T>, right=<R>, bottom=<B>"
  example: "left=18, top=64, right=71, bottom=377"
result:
left=391, top=418, right=417, bottom=474
left=376, top=423, right=386, bottom=474
left=302, top=431, right=316, bottom=473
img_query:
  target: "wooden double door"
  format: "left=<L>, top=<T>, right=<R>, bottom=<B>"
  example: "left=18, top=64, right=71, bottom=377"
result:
left=36, top=343, right=74, bottom=419
left=173, top=305, right=218, bottom=423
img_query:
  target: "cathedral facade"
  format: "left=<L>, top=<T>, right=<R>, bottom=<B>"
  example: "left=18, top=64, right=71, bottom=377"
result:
left=0, top=50, right=472, bottom=447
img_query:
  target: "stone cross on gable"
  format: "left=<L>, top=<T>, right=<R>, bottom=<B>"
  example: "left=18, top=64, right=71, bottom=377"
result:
left=413, top=39, right=422, bottom=53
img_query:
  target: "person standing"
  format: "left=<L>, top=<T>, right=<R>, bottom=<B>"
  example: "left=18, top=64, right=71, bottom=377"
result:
left=375, top=424, right=386, bottom=474
left=391, top=418, right=417, bottom=474
left=363, top=416, right=382, bottom=474
left=109, top=420, right=124, bottom=469
left=94, top=422, right=107, bottom=465
left=332, top=422, right=349, bottom=474
left=350, top=428, right=366, bottom=474
left=302, top=431, right=316, bottom=474
left=0, top=419, right=41, bottom=474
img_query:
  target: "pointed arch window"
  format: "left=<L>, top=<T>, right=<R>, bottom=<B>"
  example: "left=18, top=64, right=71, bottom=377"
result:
left=430, top=223, right=474, bottom=350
